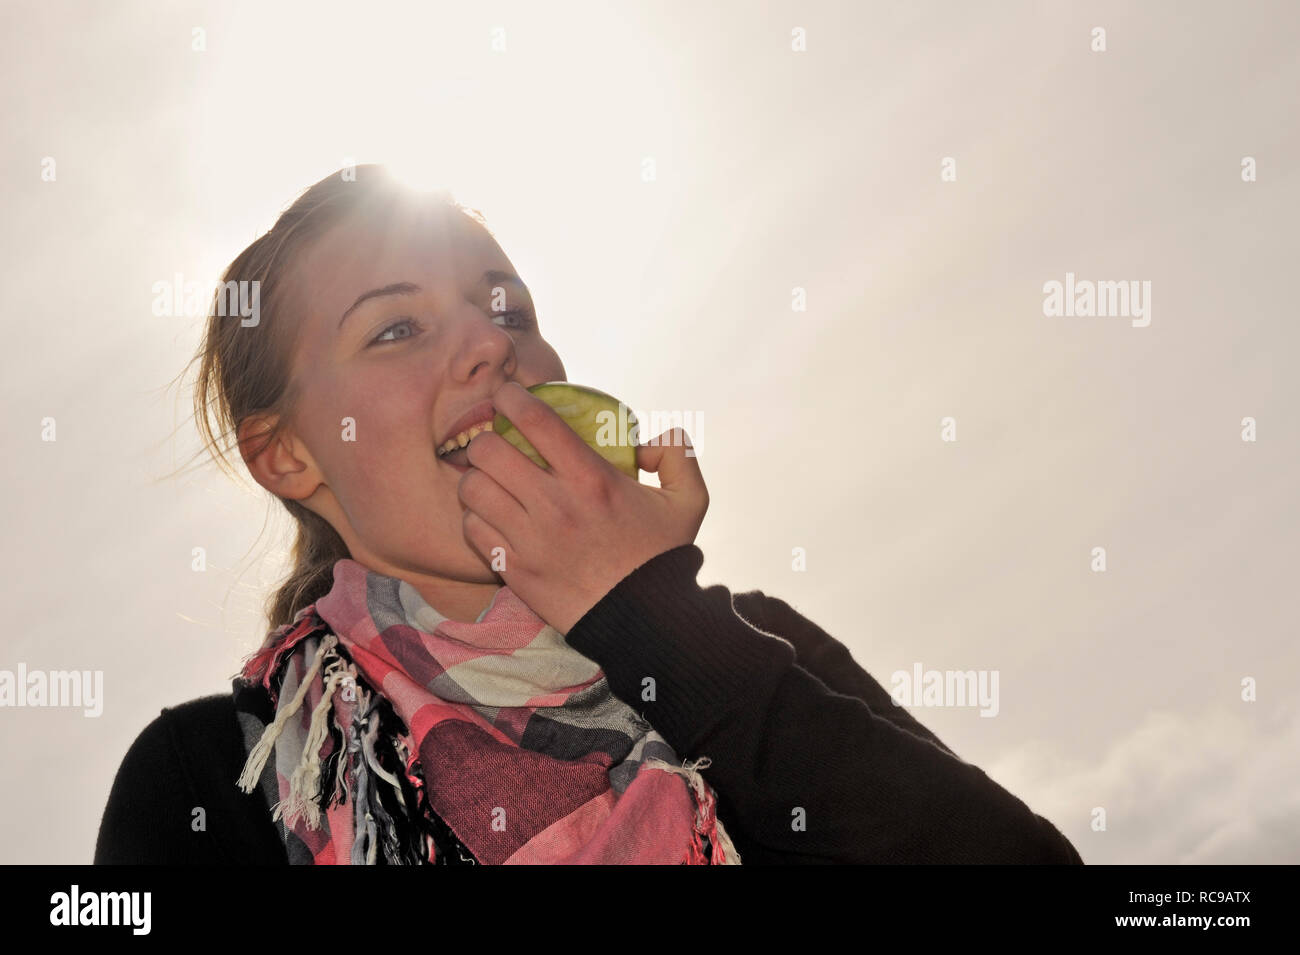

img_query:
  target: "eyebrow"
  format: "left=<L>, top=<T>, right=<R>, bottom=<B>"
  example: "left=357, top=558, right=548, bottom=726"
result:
left=338, top=271, right=529, bottom=329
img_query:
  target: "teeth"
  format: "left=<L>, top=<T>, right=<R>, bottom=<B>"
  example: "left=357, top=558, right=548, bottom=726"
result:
left=438, top=419, right=494, bottom=457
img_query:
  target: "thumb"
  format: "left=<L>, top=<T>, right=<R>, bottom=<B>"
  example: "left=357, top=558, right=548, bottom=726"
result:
left=636, top=428, right=705, bottom=494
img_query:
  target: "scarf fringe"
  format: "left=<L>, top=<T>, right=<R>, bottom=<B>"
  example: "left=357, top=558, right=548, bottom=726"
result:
left=350, top=681, right=414, bottom=864
left=236, top=633, right=340, bottom=797
left=275, top=642, right=354, bottom=831
left=645, top=755, right=742, bottom=865
left=350, top=693, right=378, bottom=864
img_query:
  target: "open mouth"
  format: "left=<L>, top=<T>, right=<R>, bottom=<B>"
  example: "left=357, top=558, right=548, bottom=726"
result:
left=439, top=445, right=471, bottom=469
left=437, top=420, right=494, bottom=470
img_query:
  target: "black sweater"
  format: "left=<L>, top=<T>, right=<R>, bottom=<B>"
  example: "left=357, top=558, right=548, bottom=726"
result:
left=93, top=544, right=1083, bottom=865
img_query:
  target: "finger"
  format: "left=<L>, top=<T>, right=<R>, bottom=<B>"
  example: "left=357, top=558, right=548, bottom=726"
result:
left=463, top=429, right=549, bottom=512
left=457, top=464, right=528, bottom=530
left=491, top=380, right=596, bottom=479
left=461, top=508, right=517, bottom=572
left=636, top=428, right=705, bottom=494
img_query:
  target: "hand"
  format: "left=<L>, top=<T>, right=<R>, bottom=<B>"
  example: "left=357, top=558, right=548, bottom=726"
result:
left=457, top=380, right=709, bottom=635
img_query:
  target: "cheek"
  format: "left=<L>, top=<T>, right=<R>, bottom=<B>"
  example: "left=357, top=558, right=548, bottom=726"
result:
left=319, top=380, right=442, bottom=502
left=333, top=431, right=451, bottom=540
left=344, top=365, right=437, bottom=439
left=517, top=339, right=566, bottom=381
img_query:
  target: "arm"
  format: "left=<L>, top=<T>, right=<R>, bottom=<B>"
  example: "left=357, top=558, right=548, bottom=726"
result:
left=729, top=590, right=958, bottom=757
left=94, top=710, right=216, bottom=864
left=565, top=544, right=1083, bottom=864
left=95, top=695, right=288, bottom=865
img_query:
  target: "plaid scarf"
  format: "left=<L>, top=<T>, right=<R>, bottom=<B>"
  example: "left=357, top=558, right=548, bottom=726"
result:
left=234, top=557, right=740, bottom=865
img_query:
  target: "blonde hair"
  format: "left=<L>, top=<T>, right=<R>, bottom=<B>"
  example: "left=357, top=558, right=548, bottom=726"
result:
left=176, top=164, right=488, bottom=630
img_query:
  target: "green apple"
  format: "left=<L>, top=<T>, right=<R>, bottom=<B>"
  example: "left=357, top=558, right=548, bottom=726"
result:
left=493, top=382, right=640, bottom=479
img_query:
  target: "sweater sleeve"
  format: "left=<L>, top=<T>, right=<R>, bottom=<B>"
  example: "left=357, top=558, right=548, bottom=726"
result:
left=94, top=710, right=221, bottom=864
left=564, top=544, right=1084, bottom=865
left=729, top=589, right=958, bottom=757
left=94, top=695, right=288, bottom=865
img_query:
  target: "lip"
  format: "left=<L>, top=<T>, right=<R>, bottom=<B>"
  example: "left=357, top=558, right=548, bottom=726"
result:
left=437, top=399, right=496, bottom=451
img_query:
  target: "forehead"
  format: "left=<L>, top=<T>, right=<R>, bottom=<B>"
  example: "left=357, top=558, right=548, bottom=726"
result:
left=286, top=203, right=507, bottom=324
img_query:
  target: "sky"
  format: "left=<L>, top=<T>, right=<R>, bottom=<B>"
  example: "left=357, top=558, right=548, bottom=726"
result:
left=0, top=0, right=1297, bottom=864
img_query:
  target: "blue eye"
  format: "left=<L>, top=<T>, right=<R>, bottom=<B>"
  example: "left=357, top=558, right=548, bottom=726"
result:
left=370, top=318, right=419, bottom=346
left=493, top=309, right=533, bottom=330
left=369, top=310, right=530, bottom=347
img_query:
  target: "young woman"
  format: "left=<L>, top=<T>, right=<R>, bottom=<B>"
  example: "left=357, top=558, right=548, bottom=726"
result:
left=94, top=165, right=1083, bottom=865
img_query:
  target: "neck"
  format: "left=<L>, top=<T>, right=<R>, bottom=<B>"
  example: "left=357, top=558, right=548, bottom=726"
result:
left=340, top=552, right=502, bottom=624
left=411, top=578, right=501, bottom=623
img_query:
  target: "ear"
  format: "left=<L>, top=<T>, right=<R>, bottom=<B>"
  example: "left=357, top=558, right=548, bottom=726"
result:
left=236, top=413, right=321, bottom=502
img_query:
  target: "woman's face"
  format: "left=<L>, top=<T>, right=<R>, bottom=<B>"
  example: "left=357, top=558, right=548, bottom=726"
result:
left=243, top=201, right=566, bottom=620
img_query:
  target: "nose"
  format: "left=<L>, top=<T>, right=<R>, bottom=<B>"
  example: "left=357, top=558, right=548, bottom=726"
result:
left=447, top=304, right=518, bottom=382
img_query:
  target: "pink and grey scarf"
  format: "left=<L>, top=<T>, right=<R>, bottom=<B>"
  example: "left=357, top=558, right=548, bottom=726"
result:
left=234, top=557, right=740, bottom=865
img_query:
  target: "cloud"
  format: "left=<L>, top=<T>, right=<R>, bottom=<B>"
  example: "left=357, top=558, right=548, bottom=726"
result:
left=983, top=699, right=1300, bottom=864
